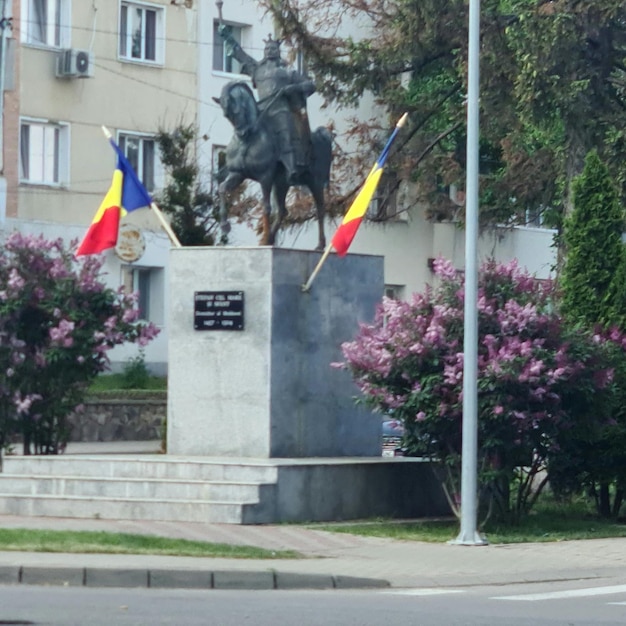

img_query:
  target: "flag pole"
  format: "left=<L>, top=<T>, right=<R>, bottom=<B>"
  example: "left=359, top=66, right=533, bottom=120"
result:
left=301, top=113, right=409, bottom=293
left=148, top=201, right=182, bottom=248
left=101, top=126, right=182, bottom=248
left=301, top=242, right=333, bottom=292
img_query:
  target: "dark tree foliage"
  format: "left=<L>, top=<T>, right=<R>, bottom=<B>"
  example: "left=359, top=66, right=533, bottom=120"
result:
left=263, top=0, right=626, bottom=228
left=559, top=150, right=626, bottom=329
left=553, top=150, right=626, bottom=518
left=155, top=125, right=225, bottom=246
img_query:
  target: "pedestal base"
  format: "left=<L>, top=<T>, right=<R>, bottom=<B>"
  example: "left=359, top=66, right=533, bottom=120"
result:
left=167, top=247, right=384, bottom=458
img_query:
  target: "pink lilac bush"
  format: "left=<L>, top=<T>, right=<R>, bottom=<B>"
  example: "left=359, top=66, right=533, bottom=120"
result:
left=545, top=325, right=626, bottom=519
left=0, top=233, right=159, bottom=460
left=337, top=257, right=617, bottom=522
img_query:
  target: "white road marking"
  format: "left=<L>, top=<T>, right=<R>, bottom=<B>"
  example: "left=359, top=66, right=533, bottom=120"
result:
left=493, top=584, right=626, bottom=601
left=383, top=589, right=467, bottom=596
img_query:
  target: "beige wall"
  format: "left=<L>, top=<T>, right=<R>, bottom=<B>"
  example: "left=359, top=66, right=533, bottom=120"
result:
left=229, top=211, right=557, bottom=298
left=4, top=0, right=19, bottom=218
left=18, top=0, right=197, bottom=227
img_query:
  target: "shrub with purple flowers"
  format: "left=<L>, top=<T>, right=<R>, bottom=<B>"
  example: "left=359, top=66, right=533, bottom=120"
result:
left=0, top=233, right=159, bottom=465
left=546, top=331, right=626, bottom=519
left=337, top=257, right=619, bottom=524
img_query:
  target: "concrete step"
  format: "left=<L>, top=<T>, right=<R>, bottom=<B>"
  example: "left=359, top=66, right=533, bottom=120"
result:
left=0, top=475, right=263, bottom=501
left=0, top=453, right=450, bottom=524
left=2, top=456, right=279, bottom=483
left=0, top=455, right=277, bottom=523
left=0, top=493, right=250, bottom=523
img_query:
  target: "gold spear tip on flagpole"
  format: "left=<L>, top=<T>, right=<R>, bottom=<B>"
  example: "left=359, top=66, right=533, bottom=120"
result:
left=101, top=125, right=112, bottom=140
left=397, top=112, right=409, bottom=128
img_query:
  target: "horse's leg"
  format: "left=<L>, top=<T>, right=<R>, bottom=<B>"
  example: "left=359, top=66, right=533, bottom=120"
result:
left=218, top=193, right=231, bottom=239
left=268, top=178, right=289, bottom=246
left=218, top=172, right=244, bottom=239
left=311, top=182, right=326, bottom=251
left=260, top=184, right=273, bottom=246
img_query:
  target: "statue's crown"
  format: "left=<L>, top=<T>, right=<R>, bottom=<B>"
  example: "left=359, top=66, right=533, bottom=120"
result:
left=264, top=33, right=281, bottom=46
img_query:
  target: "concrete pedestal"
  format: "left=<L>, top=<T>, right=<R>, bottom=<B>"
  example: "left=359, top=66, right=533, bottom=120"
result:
left=167, top=247, right=384, bottom=458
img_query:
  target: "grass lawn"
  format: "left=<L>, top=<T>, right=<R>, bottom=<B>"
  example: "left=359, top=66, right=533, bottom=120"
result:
left=313, top=496, right=626, bottom=544
left=4, top=498, right=625, bottom=555
left=88, top=374, right=167, bottom=392
left=0, top=528, right=301, bottom=559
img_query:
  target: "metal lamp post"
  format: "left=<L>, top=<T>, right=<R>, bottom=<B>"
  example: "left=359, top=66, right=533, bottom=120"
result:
left=450, top=0, right=487, bottom=547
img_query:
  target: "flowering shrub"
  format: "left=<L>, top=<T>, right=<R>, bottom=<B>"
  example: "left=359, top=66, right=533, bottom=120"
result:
left=337, top=258, right=619, bottom=523
left=546, top=330, right=626, bottom=519
left=0, top=233, right=159, bottom=462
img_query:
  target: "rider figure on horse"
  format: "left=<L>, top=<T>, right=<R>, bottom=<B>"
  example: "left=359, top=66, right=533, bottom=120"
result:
left=218, top=25, right=316, bottom=185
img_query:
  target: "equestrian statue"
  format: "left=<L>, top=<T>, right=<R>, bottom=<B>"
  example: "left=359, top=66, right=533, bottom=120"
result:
left=215, top=22, right=332, bottom=250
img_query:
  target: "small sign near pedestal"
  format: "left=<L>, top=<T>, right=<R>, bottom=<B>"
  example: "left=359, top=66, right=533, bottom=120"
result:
left=194, top=291, right=244, bottom=331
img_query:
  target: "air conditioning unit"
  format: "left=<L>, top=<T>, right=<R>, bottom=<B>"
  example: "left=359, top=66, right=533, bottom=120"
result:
left=56, top=49, right=93, bottom=78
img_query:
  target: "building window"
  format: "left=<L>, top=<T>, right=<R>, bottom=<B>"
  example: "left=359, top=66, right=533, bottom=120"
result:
left=118, top=133, right=161, bottom=193
left=121, top=266, right=164, bottom=324
left=368, top=171, right=399, bottom=221
left=212, top=21, right=243, bottom=74
left=22, top=0, right=69, bottom=47
left=296, top=50, right=307, bottom=75
left=384, top=285, right=405, bottom=300
left=524, top=206, right=546, bottom=228
left=19, top=119, right=68, bottom=185
left=119, top=1, right=164, bottom=63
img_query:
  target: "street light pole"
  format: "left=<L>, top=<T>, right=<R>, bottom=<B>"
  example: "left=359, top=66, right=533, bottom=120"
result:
left=451, top=0, right=487, bottom=546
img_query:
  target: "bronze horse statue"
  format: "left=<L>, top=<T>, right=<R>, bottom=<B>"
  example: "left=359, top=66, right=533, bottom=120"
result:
left=215, top=81, right=332, bottom=250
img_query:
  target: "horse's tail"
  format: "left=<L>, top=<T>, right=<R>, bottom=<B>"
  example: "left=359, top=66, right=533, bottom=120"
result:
left=311, top=127, right=333, bottom=186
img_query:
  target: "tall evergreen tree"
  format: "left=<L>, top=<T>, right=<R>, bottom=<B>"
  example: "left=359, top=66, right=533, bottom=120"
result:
left=155, top=125, right=224, bottom=246
left=559, top=150, right=626, bottom=329
left=556, top=150, right=626, bottom=519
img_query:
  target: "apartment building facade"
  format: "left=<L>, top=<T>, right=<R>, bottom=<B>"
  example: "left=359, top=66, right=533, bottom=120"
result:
left=2, top=0, right=201, bottom=373
left=2, top=0, right=557, bottom=374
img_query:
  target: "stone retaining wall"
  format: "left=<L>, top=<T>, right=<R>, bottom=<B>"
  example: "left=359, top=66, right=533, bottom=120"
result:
left=68, top=395, right=166, bottom=442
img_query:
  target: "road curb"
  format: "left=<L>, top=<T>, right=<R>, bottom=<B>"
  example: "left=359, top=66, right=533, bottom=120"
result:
left=0, top=566, right=390, bottom=590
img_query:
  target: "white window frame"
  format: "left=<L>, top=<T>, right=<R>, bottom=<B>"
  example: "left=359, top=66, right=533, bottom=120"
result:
left=296, top=50, right=307, bottom=75
left=121, top=265, right=164, bottom=325
left=524, top=205, right=547, bottom=229
left=384, top=284, right=405, bottom=301
left=117, top=131, right=163, bottom=193
left=22, top=0, right=70, bottom=48
left=212, top=21, right=243, bottom=75
left=19, top=118, right=69, bottom=186
left=119, top=1, right=165, bottom=65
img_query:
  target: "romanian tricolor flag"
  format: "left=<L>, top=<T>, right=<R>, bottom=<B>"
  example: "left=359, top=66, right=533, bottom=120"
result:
left=331, top=113, right=408, bottom=256
left=76, top=140, right=152, bottom=256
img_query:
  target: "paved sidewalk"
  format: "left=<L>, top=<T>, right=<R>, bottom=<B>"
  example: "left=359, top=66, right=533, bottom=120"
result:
left=1, top=514, right=626, bottom=590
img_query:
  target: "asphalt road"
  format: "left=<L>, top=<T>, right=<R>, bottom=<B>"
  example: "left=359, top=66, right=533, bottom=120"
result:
left=2, top=579, right=626, bottom=626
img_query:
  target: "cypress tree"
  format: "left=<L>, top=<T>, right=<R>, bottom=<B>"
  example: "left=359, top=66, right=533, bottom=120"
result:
left=560, top=151, right=626, bottom=329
